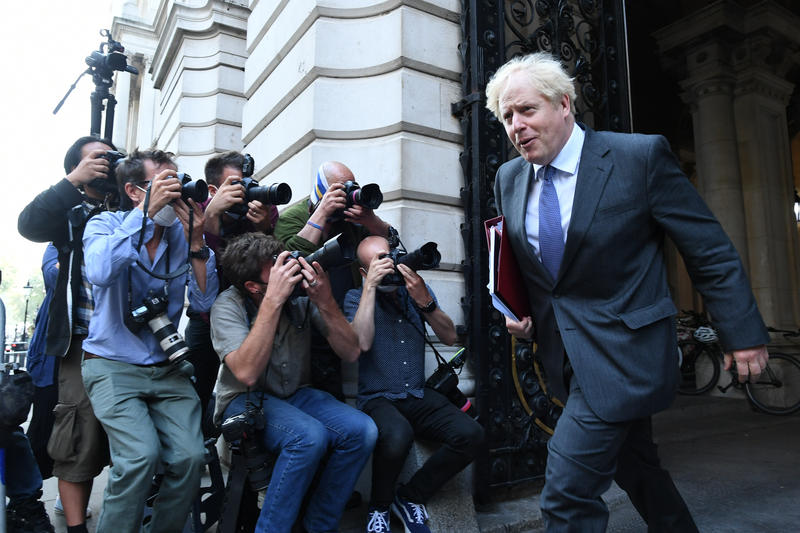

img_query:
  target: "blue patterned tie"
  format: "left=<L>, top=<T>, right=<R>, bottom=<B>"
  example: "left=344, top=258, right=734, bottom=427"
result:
left=539, top=165, right=564, bottom=280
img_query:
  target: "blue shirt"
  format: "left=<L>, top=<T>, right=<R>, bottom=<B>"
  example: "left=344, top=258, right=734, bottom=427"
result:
left=26, top=244, right=59, bottom=387
left=82, top=209, right=218, bottom=365
left=343, top=285, right=438, bottom=408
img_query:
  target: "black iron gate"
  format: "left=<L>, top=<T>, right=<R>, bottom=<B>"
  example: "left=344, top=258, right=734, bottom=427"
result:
left=453, top=0, right=632, bottom=497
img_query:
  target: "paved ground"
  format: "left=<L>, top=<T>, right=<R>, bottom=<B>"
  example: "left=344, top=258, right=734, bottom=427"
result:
left=38, top=393, right=800, bottom=532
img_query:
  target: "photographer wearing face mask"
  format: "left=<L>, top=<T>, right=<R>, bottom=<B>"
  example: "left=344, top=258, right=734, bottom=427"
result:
left=80, top=149, right=219, bottom=533
left=209, top=232, right=377, bottom=533
left=343, top=236, right=484, bottom=533
left=18, top=135, right=118, bottom=533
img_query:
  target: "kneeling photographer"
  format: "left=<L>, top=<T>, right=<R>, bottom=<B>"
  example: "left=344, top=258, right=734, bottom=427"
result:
left=209, top=232, right=377, bottom=533
left=81, top=149, right=219, bottom=533
left=343, top=236, right=485, bottom=533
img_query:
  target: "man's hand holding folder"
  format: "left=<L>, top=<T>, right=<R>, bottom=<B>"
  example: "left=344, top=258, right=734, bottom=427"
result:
left=484, top=215, right=532, bottom=334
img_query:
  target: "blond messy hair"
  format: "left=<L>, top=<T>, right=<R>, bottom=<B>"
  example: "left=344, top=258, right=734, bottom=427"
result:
left=485, top=52, right=577, bottom=119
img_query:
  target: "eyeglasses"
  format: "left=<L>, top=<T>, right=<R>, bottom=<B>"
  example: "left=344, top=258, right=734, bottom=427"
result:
left=134, top=180, right=152, bottom=193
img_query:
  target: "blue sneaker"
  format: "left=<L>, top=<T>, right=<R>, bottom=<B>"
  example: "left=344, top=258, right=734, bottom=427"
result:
left=390, top=495, right=430, bottom=533
left=366, top=508, right=391, bottom=532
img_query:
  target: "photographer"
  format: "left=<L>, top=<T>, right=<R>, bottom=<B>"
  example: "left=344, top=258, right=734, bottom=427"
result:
left=17, top=136, right=117, bottom=533
left=273, top=161, right=392, bottom=399
left=344, top=236, right=484, bottom=533
left=184, top=151, right=281, bottom=420
left=2, top=269, right=55, bottom=533
left=209, top=232, right=377, bottom=533
left=81, top=149, right=218, bottom=532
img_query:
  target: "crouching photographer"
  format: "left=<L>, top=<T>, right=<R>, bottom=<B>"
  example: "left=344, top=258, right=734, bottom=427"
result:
left=209, top=232, right=377, bottom=533
left=344, top=236, right=485, bottom=533
left=80, top=149, right=219, bottom=533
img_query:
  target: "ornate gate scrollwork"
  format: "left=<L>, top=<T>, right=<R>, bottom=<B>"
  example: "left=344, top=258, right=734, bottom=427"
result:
left=454, top=0, right=631, bottom=497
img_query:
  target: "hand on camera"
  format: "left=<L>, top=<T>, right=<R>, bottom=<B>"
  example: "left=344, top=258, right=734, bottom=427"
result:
left=246, top=200, right=271, bottom=232
left=342, top=203, right=370, bottom=223
left=397, top=264, right=431, bottom=307
left=364, top=252, right=395, bottom=291
left=67, top=149, right=110, bottom=187
left=145, top=170, right=181, bottom=217
left=264, top=251, right=303, bottom=305
left=505, top=315, right=534, bottom=341
left=314, top=182, right=347, bottom=221
left=174, top=198, right=205, bottom=250
left=205, top=175, right=246, bottom=219
left=297, top=256, right=331, bottom=304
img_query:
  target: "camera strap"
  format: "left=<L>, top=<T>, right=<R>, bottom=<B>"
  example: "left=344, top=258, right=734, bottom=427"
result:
left=381, top=290, right=449, bottom=369
left=134, top=185, right=191, bottom=281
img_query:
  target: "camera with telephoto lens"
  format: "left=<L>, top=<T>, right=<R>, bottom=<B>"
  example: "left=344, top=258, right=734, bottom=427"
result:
left=227, top=154, right=292, bottom=218
left=286, top=233, right=356, bottom=299
left=380, top=241, right=441, bottom=286
left=124, top=291, right=190, bottom=365
left=425, top=347, right=477, bottom=420
left=88, top=150, right=126, bottom=196
left=220, top=403, right=274, bottom=491
left=342, top=180, right=383, bottom=209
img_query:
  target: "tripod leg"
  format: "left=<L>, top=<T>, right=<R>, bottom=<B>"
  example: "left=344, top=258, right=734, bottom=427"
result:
left=217, top=451, right=248, bottom=533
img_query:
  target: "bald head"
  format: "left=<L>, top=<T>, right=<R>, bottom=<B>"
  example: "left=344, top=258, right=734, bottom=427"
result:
left=357, top=235, right=391, bottom=268
left=321, top=161, right=355, bottom=185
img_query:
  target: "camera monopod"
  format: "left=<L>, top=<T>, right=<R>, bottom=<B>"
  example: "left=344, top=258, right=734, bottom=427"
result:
left=53, top=29, right=139, bottom=139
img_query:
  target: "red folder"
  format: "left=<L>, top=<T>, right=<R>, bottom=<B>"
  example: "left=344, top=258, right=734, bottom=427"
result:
left=484, top=215, right=531, bottom=321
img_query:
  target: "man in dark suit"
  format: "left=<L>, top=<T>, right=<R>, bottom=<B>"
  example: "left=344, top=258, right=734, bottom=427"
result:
left=485, top=52, right=770, bottom=532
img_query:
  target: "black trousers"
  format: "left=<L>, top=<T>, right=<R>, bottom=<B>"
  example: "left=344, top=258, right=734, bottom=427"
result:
left=185, top=316, right=220, bottom=427
left=362, top=388, right=484, bottom=508
left=614, top=417, right=699, bottom=533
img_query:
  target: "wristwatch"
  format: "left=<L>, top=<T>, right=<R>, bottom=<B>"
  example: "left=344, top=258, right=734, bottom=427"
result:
left=189, top=245, right=210, bottom=260
left=418, top=299, right=437, bottom=313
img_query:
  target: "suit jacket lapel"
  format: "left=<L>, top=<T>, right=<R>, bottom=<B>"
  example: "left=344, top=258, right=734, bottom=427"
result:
left=559, top=128, right=612, bottom=278
left=508, top=162, right=549, bottom=280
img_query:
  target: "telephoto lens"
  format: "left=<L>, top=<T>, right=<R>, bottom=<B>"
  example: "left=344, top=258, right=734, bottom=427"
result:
left=148, top=314, right=190, bottom=364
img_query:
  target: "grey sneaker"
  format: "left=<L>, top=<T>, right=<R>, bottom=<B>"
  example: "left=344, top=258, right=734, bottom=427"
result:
left=366, top=508, right=391, bottom=532
left=54, top=496, right=93, bottom=518
left=390, top=495, right=430, bottom=533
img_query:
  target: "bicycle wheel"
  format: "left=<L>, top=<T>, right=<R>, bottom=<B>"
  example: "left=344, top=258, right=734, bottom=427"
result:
left=745, top=353, right=800, bottom=415
left=678, top=341, right=720, bottom=395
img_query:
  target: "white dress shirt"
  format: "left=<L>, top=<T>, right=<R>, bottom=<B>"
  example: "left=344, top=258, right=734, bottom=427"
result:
left=525, top=123, right=585, bottom=260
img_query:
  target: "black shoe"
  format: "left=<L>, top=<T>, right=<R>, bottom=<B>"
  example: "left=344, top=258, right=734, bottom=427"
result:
left=7, top=494, right=55, bottom=533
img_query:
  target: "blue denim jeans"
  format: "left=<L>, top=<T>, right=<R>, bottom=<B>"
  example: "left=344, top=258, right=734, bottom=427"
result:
left=4, top=427, right=43, bottom=504
left=224, top=387, right=377, bottom=533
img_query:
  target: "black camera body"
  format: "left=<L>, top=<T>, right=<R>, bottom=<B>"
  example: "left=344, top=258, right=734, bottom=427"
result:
left=226, top=154, right=292, bottom=218
left=125, top=292, right=190, bottom=364
left=176, top=172, right=208, bottom=204
left=88, top=150, right=125, bottom=196
left=227, top=178, right=292, bottom=218
left=286, top=233, right=356, bottom=299
left=425, top=348, right=477, bottom=419
left=342, top=180, right=383, bottom=210
left=380, top=242, right=441, bottom=286
left=220, top=403, right=274, bottom=491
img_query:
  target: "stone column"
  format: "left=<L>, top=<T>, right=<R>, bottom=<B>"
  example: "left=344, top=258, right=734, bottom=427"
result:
left=655, top=0, right=800, bottom=328
left=680, top=50, right=750, bottom=266
left=113, top=0, right=250, bottom=177
left=733, top=65, right=798, bottom=328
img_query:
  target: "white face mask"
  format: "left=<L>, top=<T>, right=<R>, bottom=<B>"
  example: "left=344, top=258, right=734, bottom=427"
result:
left=151, top=203, right=177, bottom=226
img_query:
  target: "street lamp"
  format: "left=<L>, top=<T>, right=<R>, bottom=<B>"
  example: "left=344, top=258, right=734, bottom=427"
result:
left=21, top=280, right=33, bottom=343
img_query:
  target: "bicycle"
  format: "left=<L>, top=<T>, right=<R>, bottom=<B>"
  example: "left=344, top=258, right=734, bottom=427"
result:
left=676, top=311, right=800, bottom=415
